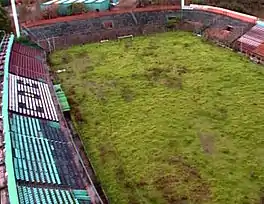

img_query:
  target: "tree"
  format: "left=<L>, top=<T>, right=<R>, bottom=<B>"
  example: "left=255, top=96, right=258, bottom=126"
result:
left=18, top=0, right=42, bottom=24
left=0, top=5, right=12, bottom=33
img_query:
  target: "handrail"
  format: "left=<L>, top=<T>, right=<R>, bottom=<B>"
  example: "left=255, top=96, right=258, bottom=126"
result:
left=3, top=34, right=19, bottom=204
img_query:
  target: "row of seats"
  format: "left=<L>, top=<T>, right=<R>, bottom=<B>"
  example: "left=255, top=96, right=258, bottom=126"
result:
left=12, top=43, right=44, bottom=59
left=9, top=73, right=58, bottom=121
left=10, top=52, right=44, bottom=73
left=9, top=51, right=48, bottom=81
left=17, top=185, right=77, bottom=204
left=50, top=140, right=84, bottom=189
left=235, top=25, right=264, bottom=57
left=9, top=64, right=48, bottom=83
left=9, top=114, right=67, bottom=142
left=10, top=113, right=84, bottom=188
left=11, top=131, right=61, bottom=184
left=253, top=43, right=264, bottom=57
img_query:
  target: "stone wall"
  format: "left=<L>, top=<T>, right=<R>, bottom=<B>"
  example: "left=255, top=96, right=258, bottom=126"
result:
left=24, top=9, right=254, bottom=50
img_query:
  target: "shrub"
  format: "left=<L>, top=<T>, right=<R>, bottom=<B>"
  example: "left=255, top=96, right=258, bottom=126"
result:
left=42, top=5, right=58, bottom=19
left=0, top=5, right=12, bottom=32
left=71, top=3, right=87, bottom=15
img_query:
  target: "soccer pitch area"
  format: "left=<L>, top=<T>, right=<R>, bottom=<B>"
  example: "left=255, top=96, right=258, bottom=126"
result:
left=50, top=31, right=264, bottom=204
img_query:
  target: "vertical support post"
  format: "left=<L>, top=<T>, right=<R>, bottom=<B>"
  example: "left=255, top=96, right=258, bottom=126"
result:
left=181, top=0, right=184, bottom=9
left=10, top=0, right=20, bottom=38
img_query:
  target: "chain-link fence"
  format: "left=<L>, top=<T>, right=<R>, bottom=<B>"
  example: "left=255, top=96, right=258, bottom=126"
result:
left=32, top=14, right=250, bottom=51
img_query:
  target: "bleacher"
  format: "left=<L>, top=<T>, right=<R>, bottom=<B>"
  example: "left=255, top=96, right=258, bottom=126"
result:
left=9, top=51, right=48, bottom=82
left=235, top=25, right=264, bottom=58
left=17, top=185, right=77, bottom=203
left=0, top=34, right=102, bottom=203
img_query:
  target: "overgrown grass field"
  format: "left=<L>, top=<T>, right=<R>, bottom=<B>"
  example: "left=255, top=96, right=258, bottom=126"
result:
left=50, top=32, right=264, bottom=204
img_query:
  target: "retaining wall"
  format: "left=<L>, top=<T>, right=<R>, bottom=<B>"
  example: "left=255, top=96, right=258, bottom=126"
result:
left=24, top=8, right=254, bottom=50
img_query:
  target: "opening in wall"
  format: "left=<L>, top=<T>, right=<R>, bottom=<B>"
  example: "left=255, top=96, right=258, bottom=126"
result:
left=225, top=25, right=234, bottom=32
left=102, top=21, right=114, bottom=29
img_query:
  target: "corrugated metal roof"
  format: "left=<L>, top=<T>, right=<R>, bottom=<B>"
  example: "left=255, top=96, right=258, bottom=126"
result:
left=237, top=25, right=264, bottom=51
left=253, top=43, right=264, bottom=57
left=238, top=36, right=262, bottom=47
left=9, top=74, right=58, bottom=121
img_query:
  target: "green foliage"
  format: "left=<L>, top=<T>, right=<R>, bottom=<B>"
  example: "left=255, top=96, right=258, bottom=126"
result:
left=50, top=32, right=264, bottom=204
left=203, top=0, right=264, bottom=17
left=42, top=5, right=58, bottom=19
left=71, top=3, right=87, bottom=14
left=15, top=36, right=42, bottom=49
left=166, top=16, right=181, bottom=29
left=0, top=4, right=12, bottom=33
left=0, top=0, right=9, bottom=7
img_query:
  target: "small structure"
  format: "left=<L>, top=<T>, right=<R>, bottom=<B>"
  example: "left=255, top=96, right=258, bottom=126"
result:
left=257, top=19, right=264, bottom=28
left=54, top=84, right=70, bottom=112
left=41, top=0, right=113, bottom=15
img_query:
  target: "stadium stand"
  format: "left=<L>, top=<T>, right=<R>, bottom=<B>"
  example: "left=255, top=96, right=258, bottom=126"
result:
left=9, top=51, right=48, bottom=82
left=16, top=185, right=78, bottom=203
left=0, top=32, right=104, bottom=203
left=235, top=25, right=264, bottom=58
left=253, top=43, right=264, bottom=57
left=9, top=74, right=58, bottom=121
left=1, top=4, right=263, bottom=204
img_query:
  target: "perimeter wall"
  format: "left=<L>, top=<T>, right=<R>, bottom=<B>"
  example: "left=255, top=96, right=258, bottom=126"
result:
left=23, top=7, right=254, bottom=51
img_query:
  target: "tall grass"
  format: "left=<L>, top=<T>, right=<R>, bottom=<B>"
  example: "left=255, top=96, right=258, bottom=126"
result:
left=50, top=32, right=264, bottom=204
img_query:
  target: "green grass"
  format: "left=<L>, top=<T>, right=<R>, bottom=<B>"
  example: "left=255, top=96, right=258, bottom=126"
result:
left=50, top=31, right=264, bottom=204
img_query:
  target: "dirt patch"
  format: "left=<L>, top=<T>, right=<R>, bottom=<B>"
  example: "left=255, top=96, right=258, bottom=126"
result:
left=176, top=21, right=204, bottom=32
left=99, top=144, right=116, bottom=164
left=61, top=53, right=72, bottom=64
left=154, top=157, right=210, bottom=203
left=198, top=132, right=215, bottom=154
left=86, top=81, right=108, bottom=104
left=258, top=188, right=264, bottom=204
left=67, top=89, right=85, bottom=123
left=120, top=86, right=135, bottom=102
left=144, top=66, right=188, bottom=89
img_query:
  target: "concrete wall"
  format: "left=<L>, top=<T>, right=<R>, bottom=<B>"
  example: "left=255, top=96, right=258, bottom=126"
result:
left=24, top=9, right=254, bottom=50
